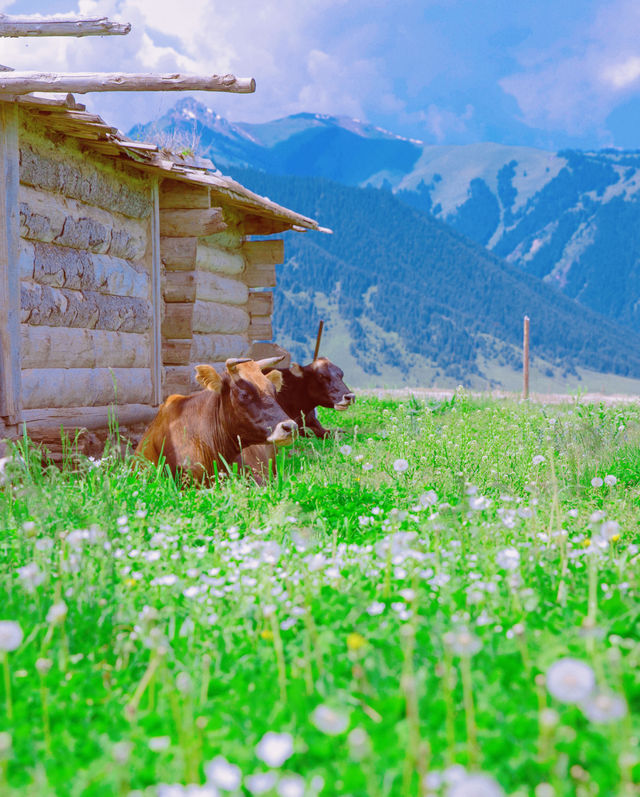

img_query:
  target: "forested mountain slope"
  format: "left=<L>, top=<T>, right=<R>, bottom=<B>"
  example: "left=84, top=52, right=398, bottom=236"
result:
left=230, top=168, right=639, bottom=388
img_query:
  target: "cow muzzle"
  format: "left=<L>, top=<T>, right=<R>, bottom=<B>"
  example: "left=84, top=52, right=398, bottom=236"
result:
left=267, top=419, right=298, bottom=446
left=334, top=393, right=356, bottom=411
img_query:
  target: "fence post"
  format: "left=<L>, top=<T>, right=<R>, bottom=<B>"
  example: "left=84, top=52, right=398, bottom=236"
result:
left=523, top=315, right=530, bottom=400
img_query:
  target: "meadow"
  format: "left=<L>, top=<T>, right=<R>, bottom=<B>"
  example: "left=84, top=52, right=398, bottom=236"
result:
left=0, top=392, right=638, bottom=796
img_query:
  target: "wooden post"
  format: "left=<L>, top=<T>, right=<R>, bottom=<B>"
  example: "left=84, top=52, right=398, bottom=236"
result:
left=0, top=72, right=256, bottom=94
left=0, top=14, right=131, bottom=37
left=523, top=315, right=530, bottom=400
left=150, top=181, right=163, bottom=405
left=313, top=320, right=324, bottom=361
left=0, top=101, right=21, bottom=423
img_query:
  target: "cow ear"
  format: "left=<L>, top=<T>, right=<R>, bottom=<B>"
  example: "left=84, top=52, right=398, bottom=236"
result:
left=290, top=362, right=303, bottom=378
left=195, top=365, right=222, bottom=392
left=267, top=369, right=283, bottom=392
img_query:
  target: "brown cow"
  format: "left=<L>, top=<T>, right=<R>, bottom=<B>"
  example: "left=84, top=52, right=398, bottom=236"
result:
left=275, top=357, right=355, bottom=438
left=135, top=357, right=297, bottom=483
left=235, top=357, right=355, bottom=481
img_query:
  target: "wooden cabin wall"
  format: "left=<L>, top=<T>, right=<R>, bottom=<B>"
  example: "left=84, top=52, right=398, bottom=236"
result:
left=17, top=114, right=155, bottom=413
left=159, top=179, right=287, bottom=398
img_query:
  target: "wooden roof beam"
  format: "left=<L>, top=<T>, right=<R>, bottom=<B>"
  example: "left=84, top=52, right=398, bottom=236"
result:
left=0, top=72, right=256, bottom=95
left=0, top=14, right=131, bottom=37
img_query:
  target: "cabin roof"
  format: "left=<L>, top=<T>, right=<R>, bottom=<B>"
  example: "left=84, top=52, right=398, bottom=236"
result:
left=2, top=91, right=329, bottom=234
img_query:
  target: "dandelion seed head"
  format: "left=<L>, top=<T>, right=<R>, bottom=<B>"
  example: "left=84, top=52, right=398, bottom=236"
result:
left=0, top=620, right=23, bottom=652
left=446, top=772, right=505, bottom=796
left=546, top=658, right=595, bottom=704
left=393, top=458, right=409, bottom=473
left=255, top=731, right=293, bottom=768
left=604, top=474, right=617, bottom=486
left=245, top=772, right=277, bottom=795
left=581, top=690, right=627, bottom=723
left=339, top=445, right=352, bottom=456
left=591, top=477, right=604, bottom=488
left=205, top=756, right=242, bottom=791
left=276, top=774, right=305, bottom=797
left=444, top=628, right=482, bottom=657
left=311, top=704, right=350, bottom=735
left=532, top=455, right=545, bottom=466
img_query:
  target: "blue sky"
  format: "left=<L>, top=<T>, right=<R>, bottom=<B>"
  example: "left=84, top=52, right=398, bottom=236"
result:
left=3, top=0, right=640, bottom=150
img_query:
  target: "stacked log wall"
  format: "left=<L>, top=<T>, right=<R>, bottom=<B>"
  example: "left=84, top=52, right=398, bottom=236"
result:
left=159, top=180, right=251, bottom=397
left=17, top=114, right=154, bottom=411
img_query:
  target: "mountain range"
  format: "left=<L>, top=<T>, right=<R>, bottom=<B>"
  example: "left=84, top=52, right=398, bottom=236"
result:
left=129, top=98, right=640, bottom=390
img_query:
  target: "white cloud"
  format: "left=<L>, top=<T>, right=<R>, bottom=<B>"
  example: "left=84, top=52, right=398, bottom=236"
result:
left=500, top=0, right=640, bottom=138
left=422, top=103, right=474, bottom=142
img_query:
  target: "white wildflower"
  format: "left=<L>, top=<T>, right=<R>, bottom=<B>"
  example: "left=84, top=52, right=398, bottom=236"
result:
left=148, top=736, right=171, bottom=752
left=339, top=445, right=352, bottom=456
left=591, top=476, right=604, bottom=488
left=447, top=772, right=504, bottom=796
left=546, top=658, right=595, bottom=704
left=600, top=520, right=620, bottom=541
left=393, top=458, right=409, bottom=473
left=245, top=772, right=277, bottom=795
left=205, top=756, right=241, bottom=791
left=255, top=731, right=293, bottom=768
left=419, top=490, right=438, bottom=507
left=443, top=628, right=482, bottom=657
left=311, top=704, right=350, bottom=735
left=17, top=562, right=44, bottom=591
left=496, top=548, right=520, bottom=571
left=604, top=474, right=617, bottom=486
left=469, top=495, right=491, bottom=511
left=0, top=621, right=23, bottom=652
left=276, top=774, right=305, bottom=797
left=362, top=462, right=373, bottom=471
left=581, top=690, right=627, bottom=723
left=532, top=455, right=545, bottom=466
left=366, top=602, right=385, bottom=616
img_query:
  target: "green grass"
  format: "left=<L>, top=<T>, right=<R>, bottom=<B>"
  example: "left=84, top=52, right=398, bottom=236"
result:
left=0, top=394, right=638, bottom=796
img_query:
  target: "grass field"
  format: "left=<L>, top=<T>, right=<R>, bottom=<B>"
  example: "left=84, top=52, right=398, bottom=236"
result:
left=0, top=393, right=638, bottom=796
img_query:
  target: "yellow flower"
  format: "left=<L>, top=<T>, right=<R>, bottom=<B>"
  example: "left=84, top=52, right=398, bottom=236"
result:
left=582, top=539, right=591, bottom=548
left=611, top=534, right=620, bottom=542
left=124, top=578, right=137, bottom=587
left=347, top=632, right=367, bottom=652
left=260, top=629, right=274, bottom=641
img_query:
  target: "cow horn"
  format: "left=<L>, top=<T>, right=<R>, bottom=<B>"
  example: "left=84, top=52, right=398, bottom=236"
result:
left=225, top=357, right=251, bottom=374
left=255, top=355, right=285, bottom=371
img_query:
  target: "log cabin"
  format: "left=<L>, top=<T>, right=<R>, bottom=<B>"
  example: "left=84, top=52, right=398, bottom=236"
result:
left=0, top=93, right=324, bottom=459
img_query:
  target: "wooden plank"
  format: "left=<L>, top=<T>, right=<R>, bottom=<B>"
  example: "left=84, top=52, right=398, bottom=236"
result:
left=19, top=404, right=157, bottom=435
left=162, top=304, right=193, bottom=339
left=248, top=317, right=273, bottom=341
left=196, top=241, right=244, bottom=274
left=162, top=338, right=192, bottom=365
left=21, top=282, right=152, bottom=333
left=20, top=325, right=149, bottom=369
left=244, top=262, right=276, bottom=288
left=243, top=239, right=285, bottom=266
left=0, top=14, right=131, bottom=37
left=0, top=102, right=21, bottom=422
left=159, top=207, right=226, bottom=237
left=159, top=180, right=210, bottom=209
left=242, top=215, right=291, bottom=236
left=150, top=181, right=162, bottom=405
left=160, top=236, right=197, bottom=270
left=0, top=72, right=256, bottom=95
left=192, top=333, right=249, bottom=363
left=248, top=290, right=273, bottom=316
left=192, top=300, right=249, bottom=335
left=164, top=270, right=248, bottom=305
left=21, top=367, right=152, bottom=409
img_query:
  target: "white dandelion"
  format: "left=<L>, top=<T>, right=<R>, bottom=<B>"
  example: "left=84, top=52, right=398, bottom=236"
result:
left=245, top=772, right=277, bottom=795
left=546, top=658, right=595, bottom=704
left=255, top=731, right=294, bottom=768
left=393, top=458, right=409, bottom=474
left=604, top=474, right=617, bottom=486
left=532, top=455, right=545, bottom=466
left=496, top=548, right=520, bottom=571
left=581, top=690, right=627, bottom=723
left=591, top=476, right=603, bottom=488
left=447, top=772, right=504, bottom=797
left=339, top=445, right=352, bottom=456
left=311, top=704, right=350, bottom=735
left=443, top=628, right=482, bottom=657
left=205, top=756, right=241, bottom=791
left=0, top=621, right=23, bottom=652
left=276, top=774, right=305, bottom=797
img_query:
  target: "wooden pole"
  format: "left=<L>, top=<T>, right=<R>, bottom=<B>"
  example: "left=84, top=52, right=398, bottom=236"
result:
left=0, top=72, right=256, bottom=95
left=0, top=15, right=131, bottom=37
left=0, top=102, right=21, bottom=423
left=523, top=315, right=530, bottom=400
left=313, top=320, right=324, bottom=361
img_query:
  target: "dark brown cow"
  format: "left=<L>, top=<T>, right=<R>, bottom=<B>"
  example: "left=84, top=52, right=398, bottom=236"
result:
left=276, top=357, right=355, bottom=438
left=135, top=357, right=297, bottom=483
left=235, top=357, right=355, bottom=481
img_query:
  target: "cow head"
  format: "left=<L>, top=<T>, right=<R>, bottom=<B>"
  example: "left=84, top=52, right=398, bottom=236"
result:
left=290, top=357, right=355, bottom=411
left=195, top=357, right=297, bottom=446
